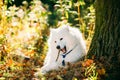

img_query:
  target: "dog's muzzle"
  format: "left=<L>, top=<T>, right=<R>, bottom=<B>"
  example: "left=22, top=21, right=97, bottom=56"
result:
left=56, top=45, right=67, bottom=53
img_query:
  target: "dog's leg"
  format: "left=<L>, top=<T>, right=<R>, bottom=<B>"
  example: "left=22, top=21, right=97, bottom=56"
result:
left=40, top=62, right=59, bottom=74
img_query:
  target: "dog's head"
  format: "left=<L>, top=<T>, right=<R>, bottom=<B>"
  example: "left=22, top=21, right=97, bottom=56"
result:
left=49, top=25, right=76, bottom=53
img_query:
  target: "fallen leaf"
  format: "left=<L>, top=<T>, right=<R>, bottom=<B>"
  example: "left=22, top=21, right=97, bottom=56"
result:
left=97, top=68, right=106, bottom=75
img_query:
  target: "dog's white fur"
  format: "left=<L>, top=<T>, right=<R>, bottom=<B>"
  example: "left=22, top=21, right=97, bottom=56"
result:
left=40, top=25, right=86, bottom=74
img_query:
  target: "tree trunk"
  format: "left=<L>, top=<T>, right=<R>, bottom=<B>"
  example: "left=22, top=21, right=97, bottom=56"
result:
left=88, top=0, right=120, bottom=79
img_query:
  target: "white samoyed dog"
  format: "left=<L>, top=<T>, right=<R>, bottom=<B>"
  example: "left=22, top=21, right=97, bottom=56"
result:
left=40, top=25, right=86, bottom=74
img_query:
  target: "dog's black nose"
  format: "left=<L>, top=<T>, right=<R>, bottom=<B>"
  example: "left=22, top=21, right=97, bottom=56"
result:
left=56, top=45, right=60, bottom=49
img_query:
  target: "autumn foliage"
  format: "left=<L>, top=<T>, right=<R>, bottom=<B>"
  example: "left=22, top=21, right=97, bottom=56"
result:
left=0, top=0, right=108, bottom=80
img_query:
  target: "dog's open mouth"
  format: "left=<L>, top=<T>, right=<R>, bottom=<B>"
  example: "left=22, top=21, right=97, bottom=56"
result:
left=56, top=46, right=67, bottom=61
left=60, top=46, right=67, bottom=53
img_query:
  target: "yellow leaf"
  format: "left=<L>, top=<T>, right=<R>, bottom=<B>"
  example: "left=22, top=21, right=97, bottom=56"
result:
left=72, top=77, right=77, bottom=80
left=25, top=50, right=35, bottom=57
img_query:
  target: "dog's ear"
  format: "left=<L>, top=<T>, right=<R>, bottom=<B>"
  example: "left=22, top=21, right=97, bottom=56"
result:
left=50, top=28, right=56, bottom=35
left=62, top=25, right=69, bottom=32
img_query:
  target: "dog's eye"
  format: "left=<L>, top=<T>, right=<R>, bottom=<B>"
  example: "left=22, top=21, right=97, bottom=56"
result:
left=60, top=38, right=63, bottom=40
left=55, top=41, right=57, bottom=43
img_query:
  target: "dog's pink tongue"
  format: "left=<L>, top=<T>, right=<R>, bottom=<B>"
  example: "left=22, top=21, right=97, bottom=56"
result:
left=61, top=48, right=66, bottom=53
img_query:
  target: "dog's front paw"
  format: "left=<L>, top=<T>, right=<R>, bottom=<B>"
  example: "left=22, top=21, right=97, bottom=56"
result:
left=34, top=67, right=47, bottom=77
left=34, top=71, right=40, bottom=77
left=40, top=66, right=48, bottom=74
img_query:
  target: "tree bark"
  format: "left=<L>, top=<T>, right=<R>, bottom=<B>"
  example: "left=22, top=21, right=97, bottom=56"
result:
left=88, top=0, right=120, bottom=79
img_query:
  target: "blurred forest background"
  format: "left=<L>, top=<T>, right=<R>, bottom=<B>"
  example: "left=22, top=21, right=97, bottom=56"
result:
left=0, top=0, right=113, bottom=80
